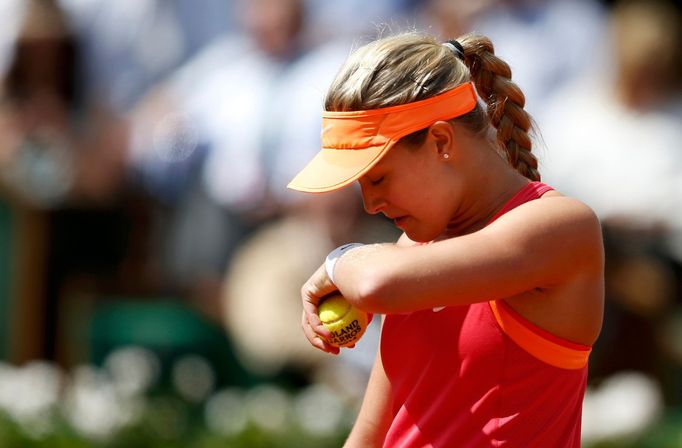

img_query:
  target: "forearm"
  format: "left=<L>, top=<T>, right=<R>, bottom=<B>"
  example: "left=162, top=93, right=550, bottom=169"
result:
left=332, top=216, right=591, bottom=313
left=333, top=242, right=467, bottom=314
left=344, top=345, right=392, bottom=447
left=331, top=243, right=422, bottom=312
left=345, top=420, right=388, bottom=448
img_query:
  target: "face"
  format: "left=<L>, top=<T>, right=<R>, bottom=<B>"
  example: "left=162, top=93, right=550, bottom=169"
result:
left=357, top=132, right=462, bottom=242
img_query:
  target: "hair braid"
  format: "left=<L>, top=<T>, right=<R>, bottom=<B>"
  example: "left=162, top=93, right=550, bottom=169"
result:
left=458, top=35, right=540, bottom=181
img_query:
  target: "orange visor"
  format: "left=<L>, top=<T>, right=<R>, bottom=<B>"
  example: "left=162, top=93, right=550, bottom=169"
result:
left=287, top=81, right=478, bottom=193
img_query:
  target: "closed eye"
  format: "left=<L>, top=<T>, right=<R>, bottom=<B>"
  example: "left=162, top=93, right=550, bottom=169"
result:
left=370, top=176, right=384, bottom=186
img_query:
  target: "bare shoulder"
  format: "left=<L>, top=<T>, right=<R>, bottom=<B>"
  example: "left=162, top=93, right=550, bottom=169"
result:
left=493, top=192, right=602, bottom=240
left=537, top=194, right=601, bottom=233
left=540, top=195, right=604, bottom=267
left=543, top=194, right=602, bottom=237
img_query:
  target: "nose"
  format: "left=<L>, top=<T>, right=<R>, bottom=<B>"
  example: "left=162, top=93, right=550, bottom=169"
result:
left=359, top=183, right=385, bottom=215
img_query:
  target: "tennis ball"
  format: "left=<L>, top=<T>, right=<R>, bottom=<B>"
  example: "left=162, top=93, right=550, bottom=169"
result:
left=318, top=294, right=369, bottom=348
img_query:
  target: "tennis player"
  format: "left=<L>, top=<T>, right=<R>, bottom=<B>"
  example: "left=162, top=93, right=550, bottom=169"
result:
left=289, top=32, right=604, bottom=447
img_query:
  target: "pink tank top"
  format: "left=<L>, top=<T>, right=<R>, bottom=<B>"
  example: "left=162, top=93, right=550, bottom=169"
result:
left=381, top=182, right=591, bottom=447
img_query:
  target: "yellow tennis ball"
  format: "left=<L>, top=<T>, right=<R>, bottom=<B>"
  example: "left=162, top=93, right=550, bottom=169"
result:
left=318, top=294, right=369, bottom=348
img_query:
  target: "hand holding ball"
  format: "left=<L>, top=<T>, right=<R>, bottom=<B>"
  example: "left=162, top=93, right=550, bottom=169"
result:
left=318, top=294, right=370, bottom=348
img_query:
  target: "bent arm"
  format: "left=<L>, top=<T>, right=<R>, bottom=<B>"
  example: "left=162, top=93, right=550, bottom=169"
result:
left=334, top=197, right=603, bottom=313
left=345, top=340, right=393, bottom=448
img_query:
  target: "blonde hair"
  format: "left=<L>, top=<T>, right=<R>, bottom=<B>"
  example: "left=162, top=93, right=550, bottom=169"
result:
left=325, top=32, right=540, bottom=181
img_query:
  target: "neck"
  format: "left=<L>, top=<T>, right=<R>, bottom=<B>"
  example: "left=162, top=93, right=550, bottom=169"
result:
left=441, top=159, right=530, bottom=239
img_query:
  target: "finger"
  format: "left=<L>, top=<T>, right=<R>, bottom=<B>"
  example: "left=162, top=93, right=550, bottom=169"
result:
left=301, top=312, right=339, bottom=354
left=301, top=312, right=325, bottom=350
left=321, top=337, right=340, bottom=355
left=308, top=310, right=332, bottom=340
left=301, top=288, right=332, bottom=339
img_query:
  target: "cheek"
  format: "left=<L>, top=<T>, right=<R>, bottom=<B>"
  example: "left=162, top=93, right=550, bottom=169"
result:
left=394, top=179, right=442, bottom=216
left=412, top=176, right=456, bottom=224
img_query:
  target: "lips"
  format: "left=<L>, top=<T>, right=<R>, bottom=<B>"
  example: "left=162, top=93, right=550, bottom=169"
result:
left=382, top=212, right=409, bottom=228
left=393, top=216, right=408, bottom=228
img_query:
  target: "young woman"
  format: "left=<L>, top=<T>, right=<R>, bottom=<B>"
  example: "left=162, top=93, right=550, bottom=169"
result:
left=288, top=33, right=604, bottom=447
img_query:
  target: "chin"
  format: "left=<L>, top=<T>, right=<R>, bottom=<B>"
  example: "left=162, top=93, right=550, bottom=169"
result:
left=404, top=227, right=440, bottom=243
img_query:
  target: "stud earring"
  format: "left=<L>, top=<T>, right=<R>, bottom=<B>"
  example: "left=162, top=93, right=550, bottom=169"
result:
left=443, top=153, right=450, bottom=159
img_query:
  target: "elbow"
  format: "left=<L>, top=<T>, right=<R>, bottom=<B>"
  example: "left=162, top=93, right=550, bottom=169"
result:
left=344, top=267, right=395, bottom=314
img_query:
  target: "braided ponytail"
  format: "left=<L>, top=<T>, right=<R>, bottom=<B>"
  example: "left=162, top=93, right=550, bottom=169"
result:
left=457, top=35, right=540, bottom=181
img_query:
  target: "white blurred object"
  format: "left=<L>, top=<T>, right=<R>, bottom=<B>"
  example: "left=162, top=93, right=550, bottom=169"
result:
left=204, top=388, right=248, bottom=436
left=539, top=0, right=682, bottom=259
left=151, top=111, right=199, bottom=163
left=581, top=371, right=663, bottom=444
left=305, top=0, right=412, bottom=41
left=0, top=0, right=26, bottom=77
left=0, top=361, right=63, bottom=438
left=63, top=365, right=143, bottom=440
left=223, top=201, right=383, bottom=380
left=265, top=39, right=354, bottom=206
left=0, top=134, right=75, bottom=208
left=414, top=0, right=608, bottom=118
left=470, top=0, right=608, bottom=117
left=244, top=384, right=291, bottom=432
left=541, top=80, right=682, bottom=226
left=168, top=36, right=351, bottom=210
left=171, top=355, right=216, bottom=403
left=103, top=346, right=161, bottom=397
left=540, top=78, right=682, bottom=263
left=293, top=383, right=346, bottom=437
left=223, top=215, right=332, bottom=376
left=58, top=0, right=186, bottom=111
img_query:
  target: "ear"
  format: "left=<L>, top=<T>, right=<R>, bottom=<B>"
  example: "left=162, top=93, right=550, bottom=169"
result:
left=426, top=121, right=457, bottom=160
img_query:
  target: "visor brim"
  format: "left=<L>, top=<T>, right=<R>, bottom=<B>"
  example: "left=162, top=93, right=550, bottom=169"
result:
left=287, top=143, right=389, bottom=193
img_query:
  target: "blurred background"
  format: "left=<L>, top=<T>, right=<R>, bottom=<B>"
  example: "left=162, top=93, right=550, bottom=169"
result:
left=0, top=0, right=680, bottom=446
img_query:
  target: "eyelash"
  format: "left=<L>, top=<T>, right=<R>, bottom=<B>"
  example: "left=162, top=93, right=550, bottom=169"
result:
left=370, top=176, right=384, bottom=186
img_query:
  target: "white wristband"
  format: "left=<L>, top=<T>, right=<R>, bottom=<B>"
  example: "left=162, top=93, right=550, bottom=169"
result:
left=325, top=243, right=364, bottom=284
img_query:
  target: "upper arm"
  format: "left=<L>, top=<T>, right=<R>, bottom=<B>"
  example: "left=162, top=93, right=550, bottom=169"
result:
left=470, top=197, right=604, bottom=290
left=338, top=197, right=604, bottom=313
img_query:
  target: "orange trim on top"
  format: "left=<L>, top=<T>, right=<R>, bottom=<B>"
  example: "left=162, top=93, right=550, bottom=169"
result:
left=489, top=300, right=591, bottom=370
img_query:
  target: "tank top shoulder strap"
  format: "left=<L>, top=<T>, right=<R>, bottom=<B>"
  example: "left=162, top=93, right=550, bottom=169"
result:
left=487, top=181, right=554, bottom=225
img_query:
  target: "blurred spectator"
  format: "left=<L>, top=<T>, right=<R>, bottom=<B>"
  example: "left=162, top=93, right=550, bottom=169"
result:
left=0, top=0, right=80, bottom=207
left=123, top=0, right=408, bottom=385
left=542, top=1, right=682, bottom=251
left=416, top=0, right=609, bottom=116
left=304, top=0, right=415, bottom=42
left=0, top=0, right=136, bottom=208
left=125, top=0, right=321, bottom=310
left=0, top=0, right=25, bottom=78
left=540, top=0, right=682, bottom=405
left=57, top=0, right=235, bottom=114
left=0, top=0, right=141, bottom=364
left=541, top=0, right=682, bottom=253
